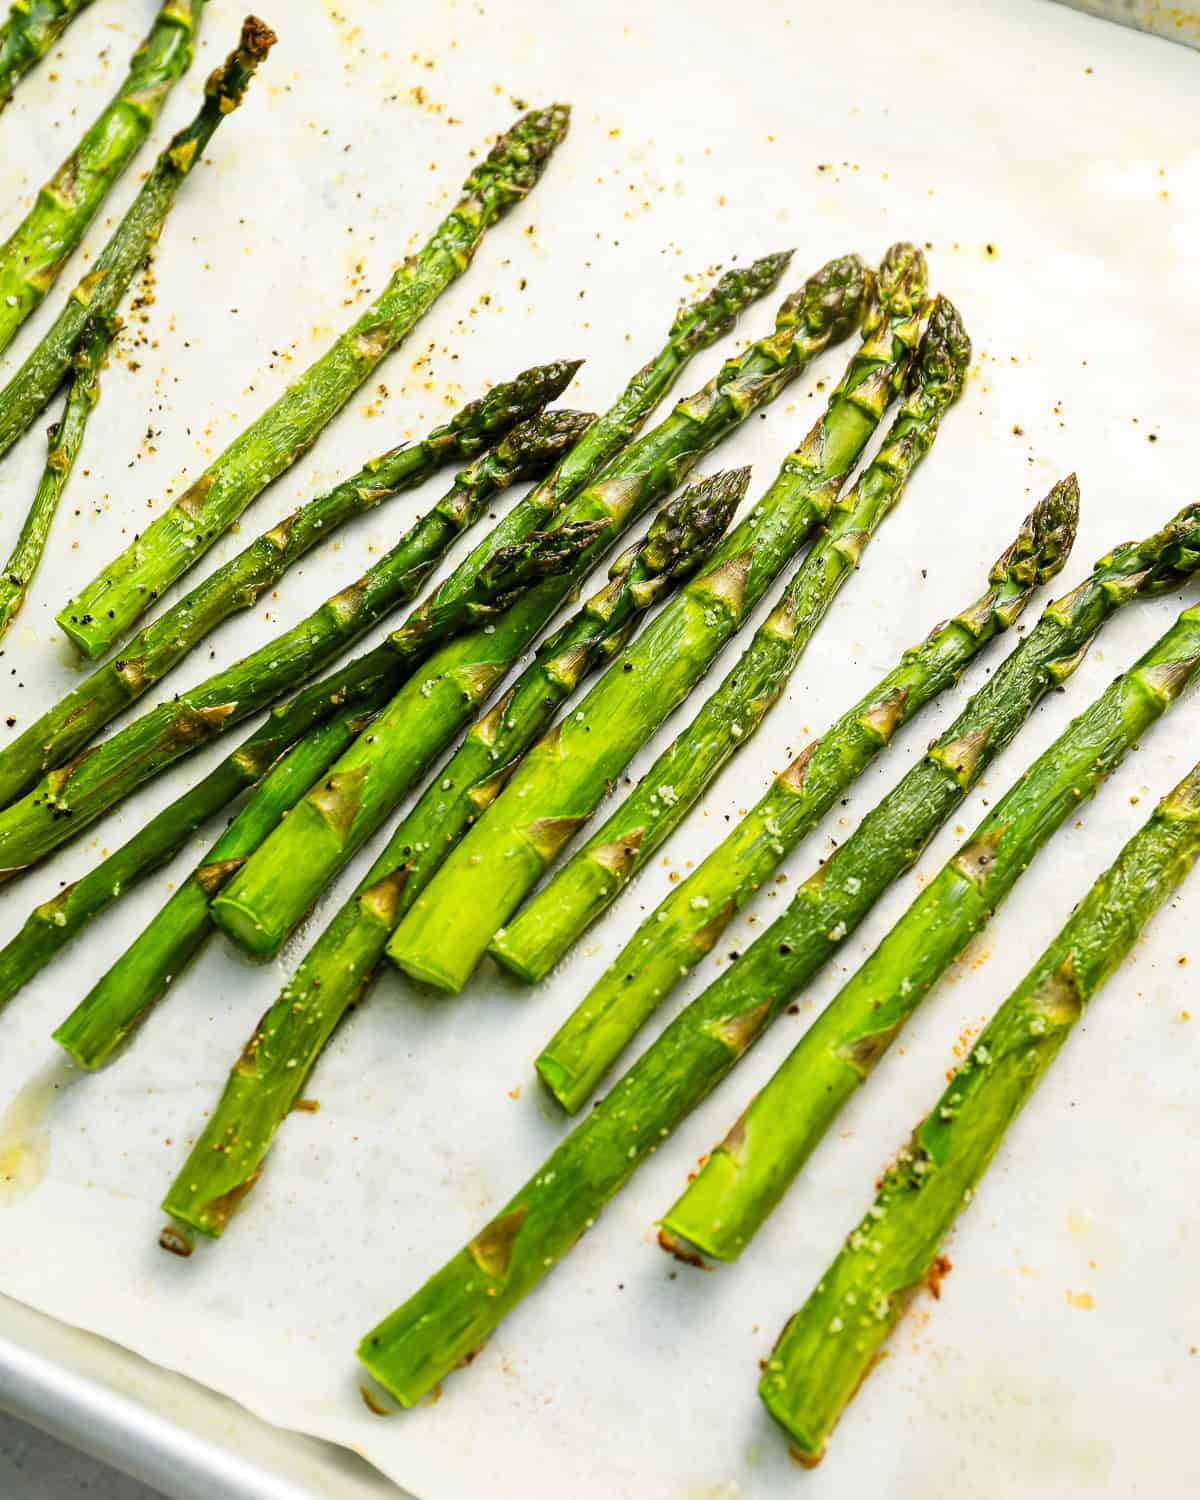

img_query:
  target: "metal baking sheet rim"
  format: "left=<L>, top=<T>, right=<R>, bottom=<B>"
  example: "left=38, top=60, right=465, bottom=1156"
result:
left=0, top=1295, right=411, bottom=1500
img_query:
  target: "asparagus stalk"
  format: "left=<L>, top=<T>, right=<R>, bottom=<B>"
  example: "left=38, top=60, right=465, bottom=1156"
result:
left=0, top=360, right=582, bottom=805
left=58, top=103, right=571, bottom=659
left=158, top=473, right=739, bottom=1239
left=52, top=699, right=381, bottom=1068
left=0, top=313, right=117, bottom=642
left=0, top=253, right=790, bottom=869
left=355, top=502, right=1200, bottom=1408
left=0, top=428, right=593, bottom=1001
left=761, top=760, right=1200, bottom=1463
left=0, top=0, right=95, bottom=112
left=209, top=252, right=869, bottom=961
left=385, top=245, right=928, bottom=993
left=0, top=1, right=203, bottom=356
left=536, top=486, right=1077, bottom=1114
left=0, top=15, right=273, bottom=470
left=0, top=410, right=593, bottom=876
left=45, top=521, right=608, bottom=1063
left=491, top=296, right=970, bottom=985
left=660, top=603, right=1200, bottom=1263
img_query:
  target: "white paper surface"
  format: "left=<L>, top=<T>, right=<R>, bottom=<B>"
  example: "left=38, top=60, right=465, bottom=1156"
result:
left=0, top=2, right=1197, bottom=1496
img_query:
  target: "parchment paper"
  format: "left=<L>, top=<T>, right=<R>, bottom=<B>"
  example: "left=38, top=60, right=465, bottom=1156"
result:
left=0, top=2, right=1196, bottom=1496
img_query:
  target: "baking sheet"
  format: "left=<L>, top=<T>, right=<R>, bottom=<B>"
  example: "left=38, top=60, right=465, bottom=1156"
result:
left=0, top=1, right=1196, bottom=1496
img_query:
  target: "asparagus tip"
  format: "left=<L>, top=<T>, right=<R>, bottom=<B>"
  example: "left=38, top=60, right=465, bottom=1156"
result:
left=238, top=15, right=278, bottom=61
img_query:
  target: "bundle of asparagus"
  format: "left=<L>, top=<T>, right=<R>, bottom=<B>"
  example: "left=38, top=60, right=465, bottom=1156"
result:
left=0, top=358, right=583, bottom=805
left=537, top=493, right=1200, bottom=1112
left=659, top=599, right=1200, bottom=1262
left=319, top=243, right=920, bottom=992
left=159, top=473, right=744, bottom=1238
left=0, top=0, right=93, bottom=112
left=352, top=505, right=1200, bottom=1407
left=0, top=15, right=275, bottom=467
left=0, top=408, right=594, bottom=1009
left=762, top=759, right=1200, bottom=1463
left=53, top=519, right=612, bottom=1068
left=489, top=295, right=970, bottom=984
left=208, top=252, right=867, bottom=960
left=58, top=101, right=573, bottom=658
left=0, top=253, right=788, bottom=872
left=0, top=0, right=203, bottom=356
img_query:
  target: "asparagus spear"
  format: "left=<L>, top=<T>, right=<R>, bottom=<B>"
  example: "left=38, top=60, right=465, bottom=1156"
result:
left=0, top=0, right=95, bottom=112
left=536, top=486, right=1077, bottom=1113
left=48, top=522, right=606, bottom=1064
left=52, top=699, right=380, bottom=1068
left=660, top=603, right=1200, bottom=1263
left=158, top=474, right=739, bottom=1239
left=0, top=360, right=581, bottom=805
left=0, top=255, right=790, bottom=868
left=385, top=245, right=927, bottom=993
left=0, top=410, right=593, bottom=875
left=0, top=421, right=591, bottom=993
left=209, top=252, right=869, bottom=960
left=491, top=296, right=970, bottom=985
left=0, top=313, right=117, bottom=642
left=58, top=103, right=571, bottom=660
left=0, top=14, right=273, bottom=469
left=761, top=759, right=1200, bottom=1463
left=355, top=503, right=1199, bottom=1408
left=0, top=1, right=203, bottom=356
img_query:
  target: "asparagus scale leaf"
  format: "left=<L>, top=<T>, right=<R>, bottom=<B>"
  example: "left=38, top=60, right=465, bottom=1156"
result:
left=0, top=314, right=118, bottom=642
left=0, top=15, right=274, bottom=469
left=0, top=417, right=590, bottom=1006
left=353, top=499, right=1200, bottom=1408
left=760, top=759, right=1200, bottom=1463
left=0, top=359, right=582, bottom=806
left=158, top=473, right=739, bottom=1239
left=0, top=252, right=790, bottom=869
left=58, top=102, right=573, bottom=659
left=0, top=0, right=95, bottom=112
left=209, top=251, right=868, bottom=960
left=492, top=295, right=971, bottom=984
left=660, top=600, right=1200, bottom=1262
left=0, top=410, right=592, bottom=877
left=385, top=245, right=928, bottom=993
left=0, top=0, right=203, bottom=356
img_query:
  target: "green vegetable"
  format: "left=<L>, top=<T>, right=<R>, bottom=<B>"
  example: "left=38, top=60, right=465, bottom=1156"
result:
left=0, top=0, right=95, bottom=112
left=0, top=423, right=594, bottom=1001
left=660, top=605, right=1200, bottom=1263
left=158, top=472, right=739, bottom=1239
left=536, top=483, right=1078, bottom=1115
left=52, top=700, right=380, bottom=1069
left=0, top=410, right=592, bottom=877
left=0, top=314, right=117, bottom=642
left=0, top=1, right=202, bottom=356
left=209, top=251, right=867, bottom=960
left=0, top=359, right=582, bottom=806
left=58, top=101, right=572, bottom=659
left=760, top=758, right=1200, bottom=1464
left=386, top=245, right=928, bottom=993
left=0, top=16, right=273, bottom=471
left=352, top=498, right=1200, bottom=1408
left=492, top=295, right=970, bottom=984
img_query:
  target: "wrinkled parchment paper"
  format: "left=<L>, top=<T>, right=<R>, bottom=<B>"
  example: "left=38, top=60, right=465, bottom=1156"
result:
left=0, top=2, right=1197, bottom=1496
